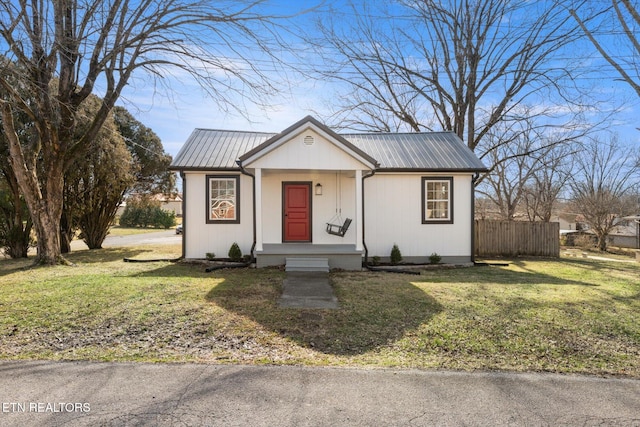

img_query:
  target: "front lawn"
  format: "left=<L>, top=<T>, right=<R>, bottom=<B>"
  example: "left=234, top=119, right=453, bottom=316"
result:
left=0, top=250, right=638, bottom=377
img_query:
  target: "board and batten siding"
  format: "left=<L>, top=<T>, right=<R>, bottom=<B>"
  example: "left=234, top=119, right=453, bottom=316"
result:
left=183, top=171, right=254, bottom=259
left=364, top=173, right=474, bottom=262
left=260, top=171, right=357, bottom=245
left=245, top=128, right=371, bottom=171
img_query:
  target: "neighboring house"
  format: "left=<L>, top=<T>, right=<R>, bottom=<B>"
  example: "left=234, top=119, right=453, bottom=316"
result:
left=170, top=116, right=487, bottom=269
left=551, top=213, right=578, bottom=232
left=151, top=193, right=183, bottom=217
left=608, top=215, right=640, bottom=249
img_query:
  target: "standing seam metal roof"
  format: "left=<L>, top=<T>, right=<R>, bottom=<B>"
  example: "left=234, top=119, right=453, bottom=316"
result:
left=170, top=127, right=486, bottom=171
left=342, top=132, right=486, bottom=170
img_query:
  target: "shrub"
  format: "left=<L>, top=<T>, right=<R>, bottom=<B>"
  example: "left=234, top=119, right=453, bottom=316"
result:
left=574, top=234, right=596, bottom=250
left=119, top=196, right=176, bottom=229
left=206, top=252, right=215, bottom=260
left=228, top=242, right=243, bottom=261
left=429, top=252, right=442, bottom=264
left=371, top=255, right=381, bottom=266
left=390, top=244, right=403, bottom=265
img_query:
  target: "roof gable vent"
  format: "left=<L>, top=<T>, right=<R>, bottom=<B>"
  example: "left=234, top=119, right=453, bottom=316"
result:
left=303, top=135, right=314, bottom=145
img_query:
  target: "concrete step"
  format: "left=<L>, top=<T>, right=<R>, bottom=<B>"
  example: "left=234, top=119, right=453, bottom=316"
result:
left=285, top=257, right=330, bottom=272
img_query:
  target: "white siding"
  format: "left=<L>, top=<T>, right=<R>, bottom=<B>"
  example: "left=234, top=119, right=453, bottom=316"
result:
left=364, top=173, right=473, bottom=259
left=183, top=170, right=475, bottom=261
left=260, top=171, right=357, bottom=245
left=183, top=171, right=254, bottom=259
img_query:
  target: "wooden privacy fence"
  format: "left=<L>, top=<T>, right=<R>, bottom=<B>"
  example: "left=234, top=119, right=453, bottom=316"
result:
left=475, top=220, right=560, bottom=257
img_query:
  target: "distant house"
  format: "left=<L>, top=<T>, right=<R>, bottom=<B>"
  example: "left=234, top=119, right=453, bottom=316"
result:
left=170, top=116, right=487, bottom=269
left=552, top=213, right=578, bottom=232
left=150, top=193, right=183, bottom=217
left=609, top=215, right=640, bottom=249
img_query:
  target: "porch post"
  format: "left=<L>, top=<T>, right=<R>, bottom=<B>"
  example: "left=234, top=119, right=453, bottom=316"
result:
left=355, top=169, right=363, bottom=251
left=255, top=168, right=263, bottom=251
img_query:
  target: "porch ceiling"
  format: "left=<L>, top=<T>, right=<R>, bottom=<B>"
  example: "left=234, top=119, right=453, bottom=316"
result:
left=254, top=169, right=357, bottom=177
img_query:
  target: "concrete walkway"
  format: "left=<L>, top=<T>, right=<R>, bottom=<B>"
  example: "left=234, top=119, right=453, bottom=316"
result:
left=1, top=361, right=639, bottom=426
left=279, top=271, right=339, bottom=309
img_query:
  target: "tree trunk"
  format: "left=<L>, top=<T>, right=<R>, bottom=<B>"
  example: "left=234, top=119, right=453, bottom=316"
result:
left=32, top=207, right=64, bottom=264
left=1, top=163, right=32, bottom=258
left=2, top=207, right=32, bottom=258
left=1, top=104, right=66, bottom=265
left=596, top=232, right=608, bottom=252
left=60, top=210, right=73, bottom=254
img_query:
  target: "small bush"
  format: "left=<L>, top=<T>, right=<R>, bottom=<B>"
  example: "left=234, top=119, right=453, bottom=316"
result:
left=228, top=242, right=243, bottom=261
left=574, top=234, right=596, bottom=250
left=371, top=255, right=381, bottom=266
left=206, top=252, right=215, bottom=260
left=559, top=235, right=568, bottom=246
left=429, top=252, right=442, bottom=264
left=390, top=244, right=403, bottom=265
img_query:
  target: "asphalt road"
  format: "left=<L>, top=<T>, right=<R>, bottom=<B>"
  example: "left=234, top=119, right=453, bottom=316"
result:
left=1, top=361, right=639, bottom=426
left=70, top=230, right=181, bottom=250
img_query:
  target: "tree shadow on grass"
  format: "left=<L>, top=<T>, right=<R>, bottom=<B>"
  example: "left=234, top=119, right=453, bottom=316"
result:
left=65, top=248, right=151, bottom=264
left=206, top=270, right=443, bottom=356
left=0, top=257, right=34, bottom=276
left=0, top=248, right=150, bottom=275
left=425, top=261, right=603, bottom=287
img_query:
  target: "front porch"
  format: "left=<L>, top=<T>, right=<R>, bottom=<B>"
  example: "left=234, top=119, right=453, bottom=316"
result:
left=256, top=243, right=364, bottom=270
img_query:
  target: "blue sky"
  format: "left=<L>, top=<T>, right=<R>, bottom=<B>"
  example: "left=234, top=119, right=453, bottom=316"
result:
left=114, top=0, right=640, bottom=159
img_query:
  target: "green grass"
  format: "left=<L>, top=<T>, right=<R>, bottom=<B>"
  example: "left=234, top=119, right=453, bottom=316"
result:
left=1, top=250, right=639, bottom=377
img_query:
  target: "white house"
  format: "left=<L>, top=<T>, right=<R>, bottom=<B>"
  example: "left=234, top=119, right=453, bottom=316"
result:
left=170, top=116, right=487, bottom=269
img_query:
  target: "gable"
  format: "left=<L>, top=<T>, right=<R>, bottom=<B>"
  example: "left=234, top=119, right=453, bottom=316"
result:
left=239, top=116, right=378, bottom=170
left=241, top=126, right=376, bottom=171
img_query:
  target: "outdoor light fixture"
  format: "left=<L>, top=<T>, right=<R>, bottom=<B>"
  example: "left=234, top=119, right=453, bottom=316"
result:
left=315, top=183, right=323, bottom=195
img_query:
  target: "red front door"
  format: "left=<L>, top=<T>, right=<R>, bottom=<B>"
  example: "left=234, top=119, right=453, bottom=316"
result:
left=283, top=182, right=311, bottom=242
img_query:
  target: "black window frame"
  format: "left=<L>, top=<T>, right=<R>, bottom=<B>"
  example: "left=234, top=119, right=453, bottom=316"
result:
left=206, top=175, right=240, bottom=224
left=421, top=176, right=454, bottom=224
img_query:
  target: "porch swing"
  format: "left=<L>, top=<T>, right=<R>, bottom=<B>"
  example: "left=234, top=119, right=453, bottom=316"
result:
left=325, top=171, right=352, bottom=237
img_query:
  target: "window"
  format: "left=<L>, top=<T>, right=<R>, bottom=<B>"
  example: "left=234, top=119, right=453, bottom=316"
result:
left=206, top=175, right=240, bottom=224
left=422, top=177, right=453, bottom=224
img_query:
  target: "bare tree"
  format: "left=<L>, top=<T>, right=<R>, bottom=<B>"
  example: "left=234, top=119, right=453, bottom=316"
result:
left=477, top=116, right=550, bottom=220
left=476, top=106, right=580, bottom=220
left=570, top=1, right=640, bottom=97
left=313, top=0, right=591, bottom=152
left=0, top=0, right=284, bottom=264
left=523, top=147, right=573, bottom=222
left=569, top=137, right=640, bottom=251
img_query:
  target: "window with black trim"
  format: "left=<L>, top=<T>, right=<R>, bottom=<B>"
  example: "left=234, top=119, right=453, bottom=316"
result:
left=206, top=175, right=240, bottom=224
left=422, top=177, right=453, bottom=224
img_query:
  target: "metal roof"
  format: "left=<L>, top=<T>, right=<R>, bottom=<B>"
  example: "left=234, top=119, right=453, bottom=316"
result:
left=170, top=123, right=486, bottom=172
left=342, top=131, right=487, bottom=171
left=171, top=129, right=276, bottom=170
